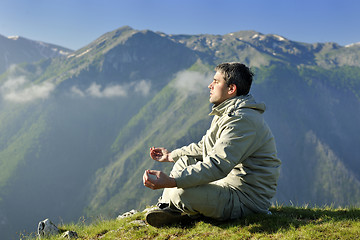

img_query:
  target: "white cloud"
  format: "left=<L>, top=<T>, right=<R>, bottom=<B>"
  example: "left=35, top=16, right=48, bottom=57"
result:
left=71, top=80, right=151, bottom=98
left=102, top=85, right=128, bottom=98
left=85, top=83, right=128, bottom=98
left=71, top=86, right=85, bottom=97
left=172, top=71, right=212, bottom=95
left=1, top=76, right=27, bottom=91
left=134, top=80, right=151, bottom=96
left=86, top=83, right=103, bottom=97
left=1, top=76, right=55, bottom=103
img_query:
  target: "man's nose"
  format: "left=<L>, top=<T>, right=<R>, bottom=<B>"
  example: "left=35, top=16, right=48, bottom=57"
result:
left=208, top=82, right=213, bottom=89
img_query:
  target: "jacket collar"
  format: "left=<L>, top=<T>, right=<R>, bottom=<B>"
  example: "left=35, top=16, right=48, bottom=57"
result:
left=209, top=95, right=265, bottom=117
left=209, top=95, right=244, bottom=116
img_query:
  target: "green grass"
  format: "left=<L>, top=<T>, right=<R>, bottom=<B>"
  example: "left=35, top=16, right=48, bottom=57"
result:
left=22, top=206, right=360, bottom=239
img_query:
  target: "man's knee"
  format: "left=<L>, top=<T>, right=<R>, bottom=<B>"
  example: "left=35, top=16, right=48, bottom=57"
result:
left=164, top=184, right=252, bottom=220
left=165, top=185, right=225, bottom=218
left=165, top=187, right=202, bottom=215
left=166, top=188, right=186, bottom=206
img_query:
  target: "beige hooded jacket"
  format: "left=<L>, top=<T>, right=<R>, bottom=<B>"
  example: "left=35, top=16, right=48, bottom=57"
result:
left=170, top=95, right=281, bottom=213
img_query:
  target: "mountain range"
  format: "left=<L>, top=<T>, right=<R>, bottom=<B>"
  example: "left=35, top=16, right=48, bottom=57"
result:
left=0, top=34, right=73, bottom=75
left=0, top=26, right=359, bottom=239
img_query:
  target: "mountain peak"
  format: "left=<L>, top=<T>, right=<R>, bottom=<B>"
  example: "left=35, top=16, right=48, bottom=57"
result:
left=7, top=35, right=20, bottom=40
left=345, top=42, right=360, bottom=48
left=226, top=30, right=261, bottom=37
left=0, top=34, right=73, bottom=74
left=223, top=30, right=289, bottom=44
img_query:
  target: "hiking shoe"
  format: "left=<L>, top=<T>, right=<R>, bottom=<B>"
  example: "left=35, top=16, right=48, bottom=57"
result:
left=156, top=202, right=169, bottom=209
left=145, top=207, right=192, bottom=227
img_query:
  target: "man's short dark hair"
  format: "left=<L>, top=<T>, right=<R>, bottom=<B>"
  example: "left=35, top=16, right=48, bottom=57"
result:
left=215, top=62, right=254, bottom=96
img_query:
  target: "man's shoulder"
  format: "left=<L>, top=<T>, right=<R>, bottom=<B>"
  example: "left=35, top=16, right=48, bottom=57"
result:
left=218, top=110, right=253, bottom=127
left=217, top=106, right=267, bottom=132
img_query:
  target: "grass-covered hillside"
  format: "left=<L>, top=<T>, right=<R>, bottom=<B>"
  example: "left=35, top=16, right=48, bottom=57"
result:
left=23, top=206, right=360, bottom=239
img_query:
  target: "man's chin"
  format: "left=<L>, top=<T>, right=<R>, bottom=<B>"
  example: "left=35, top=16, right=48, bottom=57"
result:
left=209, top=99, right=217, bottom=105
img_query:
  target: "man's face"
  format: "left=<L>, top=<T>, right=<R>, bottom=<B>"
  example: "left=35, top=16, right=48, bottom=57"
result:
left=208, top=71, right=232, bottom=105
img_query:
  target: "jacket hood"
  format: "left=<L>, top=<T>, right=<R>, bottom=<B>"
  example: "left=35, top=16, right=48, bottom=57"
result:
left=210, top=94, right=266, bottom=117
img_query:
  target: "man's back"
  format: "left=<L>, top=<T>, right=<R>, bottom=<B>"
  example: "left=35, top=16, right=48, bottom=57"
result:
left=217, top=95, right=281, bottom=213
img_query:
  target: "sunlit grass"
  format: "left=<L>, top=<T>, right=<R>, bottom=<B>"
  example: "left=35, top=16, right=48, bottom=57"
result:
left=22, top=205, right=360, bottom=239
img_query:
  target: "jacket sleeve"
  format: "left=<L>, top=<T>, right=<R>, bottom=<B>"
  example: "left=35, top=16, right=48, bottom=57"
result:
left=170, top=135, right=205, bottom=162
left=174, top=116, right=257, bottom=188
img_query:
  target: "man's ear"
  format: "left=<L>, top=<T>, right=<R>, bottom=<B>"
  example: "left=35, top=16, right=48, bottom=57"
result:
left=228, top=84, right=237, bottom=95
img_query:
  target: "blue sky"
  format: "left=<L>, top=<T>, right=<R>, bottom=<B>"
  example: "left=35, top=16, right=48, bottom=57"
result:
left=0, top=0, right=359, bottom=50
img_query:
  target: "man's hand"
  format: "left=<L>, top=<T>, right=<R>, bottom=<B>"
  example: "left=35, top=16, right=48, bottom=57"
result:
left=149, top=147, right=174, bottom=162
left=143, top=169, right=177, bottom=190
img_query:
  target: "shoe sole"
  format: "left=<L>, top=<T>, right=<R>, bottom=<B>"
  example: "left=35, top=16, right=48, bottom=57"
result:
left=145, top=209, right=190, bottom=227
